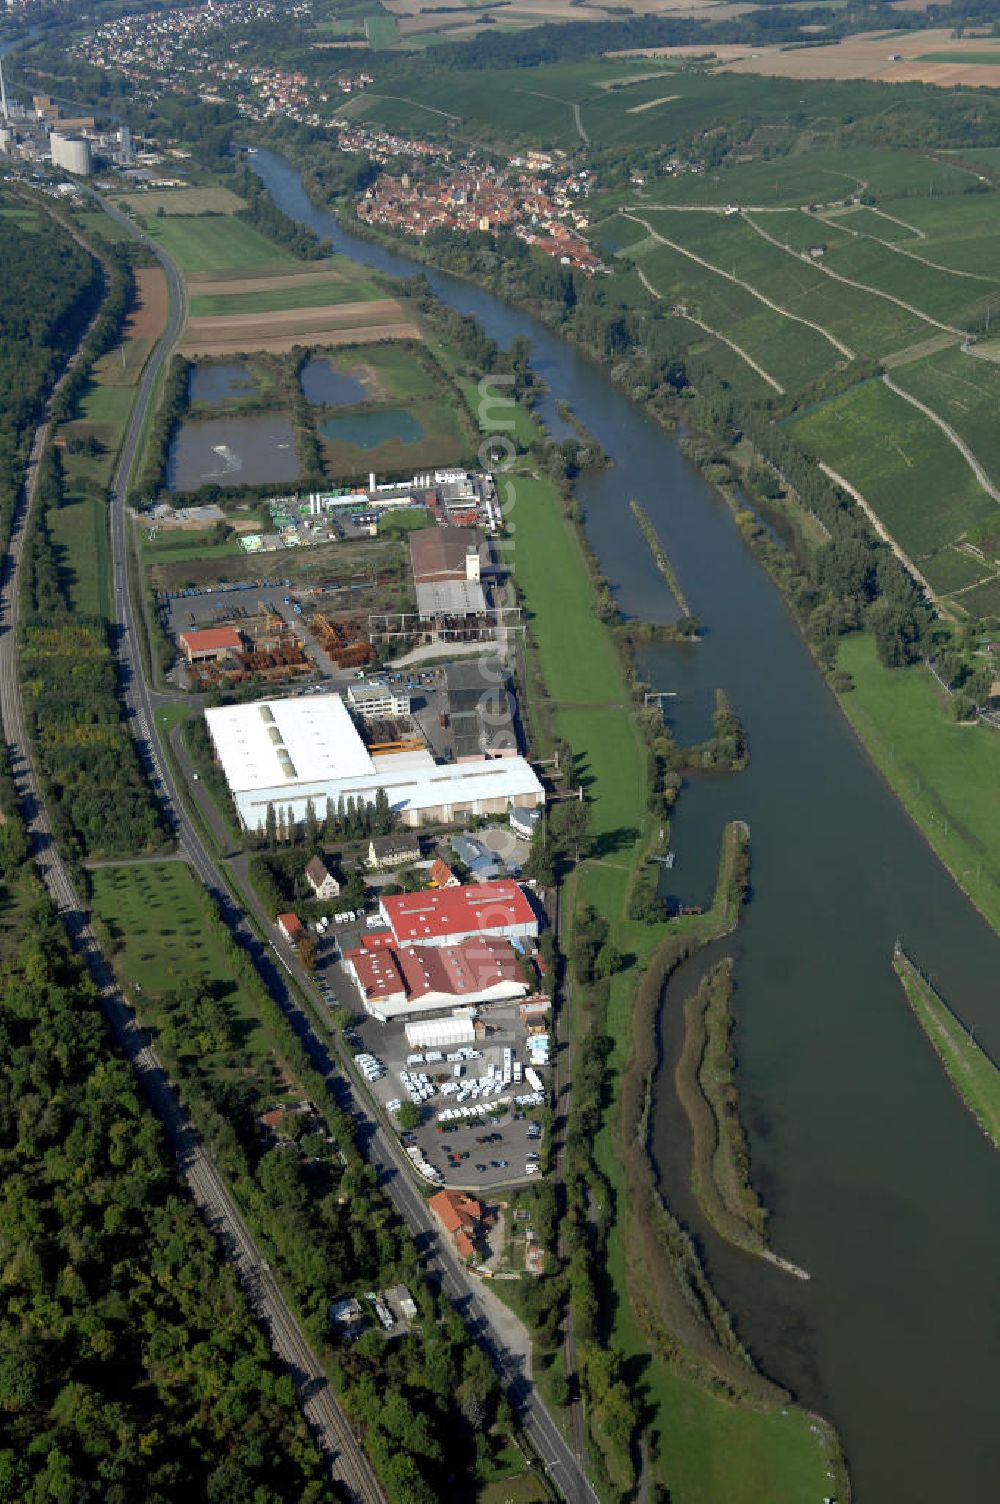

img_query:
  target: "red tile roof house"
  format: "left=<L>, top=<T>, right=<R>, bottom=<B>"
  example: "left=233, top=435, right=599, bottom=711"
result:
left=429, top=857, right=460, bottom=889
left=429, top=1189, right=485, bottom=1262
left=277, top=912, right=305, bottom=944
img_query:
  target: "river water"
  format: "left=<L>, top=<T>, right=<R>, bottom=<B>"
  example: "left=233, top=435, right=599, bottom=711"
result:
left=251, top=146, right=1000, bottom=1504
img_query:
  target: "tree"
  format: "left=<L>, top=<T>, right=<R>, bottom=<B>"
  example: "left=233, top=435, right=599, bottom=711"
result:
left=396, top=1101, right=423, bottom=1131
left=551, top=798, right=592, bottom=865
left=298, top=934, right=317, bottom=970
left=265, top=802, right=277, bottom=852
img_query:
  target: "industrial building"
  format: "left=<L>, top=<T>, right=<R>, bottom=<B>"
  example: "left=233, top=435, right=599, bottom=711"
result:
left=178, top=625, right=244, bottom=665
left=410, top=527, right=492, bottom=620
left=343, top=934, right=527, bottom=1022
left=204, top=692, right=544, bottom=832
left=379, top=880, right=538, bottom=948
left=346, top=681, right=412, bottom=718
left=49, top=132, right=93, bottom=176
left=444, top=659, right=518, bottom=761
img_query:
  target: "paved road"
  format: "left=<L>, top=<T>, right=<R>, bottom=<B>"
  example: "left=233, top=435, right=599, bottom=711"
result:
left=0, top=201, right=386, bottom=1504
left=96, top=200, right=598, bottom=1503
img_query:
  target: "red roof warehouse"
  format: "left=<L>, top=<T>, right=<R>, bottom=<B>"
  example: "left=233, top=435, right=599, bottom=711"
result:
left=378, top=880, right=538, bottom=947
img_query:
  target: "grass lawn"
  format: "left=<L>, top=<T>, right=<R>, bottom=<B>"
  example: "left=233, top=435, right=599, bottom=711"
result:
left=894, top=951, right=1000, bottom=1150
left=792, top=378, right=996, bottom=557
left=477, top=1475, right=550, bottom=1504
left=188, top=274, right=381, bottom=317
left=838, top=633, right=1000, bottom=933
left=142, top=214, right=301, bottom=279
left=89, top=862, right=276, bottom=1064
left=365, top=13, right=401, bottom=46
left=47, top=490, right=110, bottom=619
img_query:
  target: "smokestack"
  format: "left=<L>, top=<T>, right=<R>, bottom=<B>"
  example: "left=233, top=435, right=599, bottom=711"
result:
left=0, top=59, right=9, bottom=123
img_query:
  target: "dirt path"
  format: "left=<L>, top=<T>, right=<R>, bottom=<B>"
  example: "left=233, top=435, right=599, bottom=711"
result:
left=882, top=370, right=1000, bottom=503
left=818, top=460, right=941, bottom=607
left=622, top=210, right=854, bottom=358
left=636, top=264, right=783, bottom=390
left=742, top=211, right=963, bottom=337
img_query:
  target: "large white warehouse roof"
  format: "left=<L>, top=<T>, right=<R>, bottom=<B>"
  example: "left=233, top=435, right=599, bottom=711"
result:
left=206, top=693, right=375, bottom=792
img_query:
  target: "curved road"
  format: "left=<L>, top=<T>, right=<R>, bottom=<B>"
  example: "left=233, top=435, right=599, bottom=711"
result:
left=94, top=199, right=597, bottom=1503
left=1, top=202, right=386, bottom=1504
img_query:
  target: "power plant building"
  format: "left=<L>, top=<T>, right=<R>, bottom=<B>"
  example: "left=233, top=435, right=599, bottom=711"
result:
left=205, top=692, right=544, bottom=831
left=50, top=132, right=93, bottom=176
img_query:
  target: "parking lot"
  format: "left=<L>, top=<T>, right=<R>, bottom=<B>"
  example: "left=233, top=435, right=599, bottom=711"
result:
left=344, top=1001, right=549, bottom=1191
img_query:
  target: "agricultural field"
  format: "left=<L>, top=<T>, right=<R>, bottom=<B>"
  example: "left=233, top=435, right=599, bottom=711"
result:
left=179, top=297, right=420, bottom=357
left=890, top=346, right=1000, bottom=501
left=633, top=238, right=841, bottom=392
left=140, top=213, right=302, bottom=278
left=640, top=209, right=937, bottom=357
left=47, top=490, right=112, bottom=619
left=189, top=273, right=382, bottom=317
left=792, top=378, right=996, bottom=559
left=117, top=186, right=247, bottom=216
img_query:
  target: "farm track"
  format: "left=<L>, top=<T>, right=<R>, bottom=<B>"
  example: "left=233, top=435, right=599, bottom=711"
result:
left=881, top=371, right=1000, bottom=504
left=741, top=211, right=964, bottom=337
left=2, top=205, right=388, bottom=1504
left=817, top=461, right=940, bottom=609
left=635, top=265, right=784, bottom=393
left=620, top=210, right=855, bottom=358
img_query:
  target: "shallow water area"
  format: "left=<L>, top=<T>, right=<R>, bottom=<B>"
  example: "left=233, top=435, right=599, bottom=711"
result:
left=168, top=412, right=298, bottom=491
left=187, top=360, right=258, bottom=404
left=300, top=356, right=368, bottom=407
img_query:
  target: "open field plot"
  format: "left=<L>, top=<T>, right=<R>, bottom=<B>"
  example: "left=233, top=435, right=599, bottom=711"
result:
left=92, top=266, right=168, bottom=388
left=47, top=490, right=111, bottom=619
left=649, top=210, right=934, bottom=358
left=792, top=378, right=996, bottom=557
left=918, top=544, right=995, bottom=596
left=838, top=633, right=1000, bottom=929
left=60, top=381, right=136, bottom=468
left=189, top=273, right=381, bottom=317
left=954, top=576, right=1000, bottom=619
left=141, top=213, right=301, bottom=278
left=821, top=235, right=998, bottom=327
left=72, top=207, right=138, bottom=245
left=638, top=241, right=838, bottom=390
left=117, top=186, right=246, bottom=216
left=891, top=346, right=1000, bottom=500
left=365, top=13, right=401, bottom=46
left=90, top=862, right=283, bottom=1083
left=180, top=300, right=420, bottom=357
left=679, top=27, right=1000, bottom=88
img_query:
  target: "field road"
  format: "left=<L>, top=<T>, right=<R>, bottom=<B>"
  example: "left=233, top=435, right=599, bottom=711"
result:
left=881, top=371, right=1000, bottom=504
left=620, top=210, right=855, bottom=359
left=741, top=211, right=964, bottom=337
left=1, top=199, right=387, bottom=1504
left=634, top=263, right=785, bottom=394
left=93, top=198, right=598, bottom=1503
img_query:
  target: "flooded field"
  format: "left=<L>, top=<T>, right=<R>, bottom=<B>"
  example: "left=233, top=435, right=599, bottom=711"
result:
left=187, top=360, right=259, bottom=404
left=319, top=408, right=424, bottom=449
left=300, top=355, right=368, bottom=407
left=168, top=412, right=298, bottom=491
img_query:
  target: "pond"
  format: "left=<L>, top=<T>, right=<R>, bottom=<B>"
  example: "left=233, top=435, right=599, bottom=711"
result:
left=319, top=408, right=425, bottom=449
left=300, top=356, right=368, bottom=408
left=187, top=361, right=259, bottom=404
left=167, top=413, right=298, bottom=491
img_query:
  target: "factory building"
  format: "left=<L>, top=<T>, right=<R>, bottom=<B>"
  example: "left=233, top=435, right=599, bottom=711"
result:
left=379, top=881, right=538, bottom=948
left=444, top=659, right=518, bottom=761
left=343, top=934, right=527, bottom=1022
left=49, top=132, right=93, bottom=176
left=179, top=626, right=244, bottom=664
left=204, top=692, right=544, bottom=832
left=410, top=526, right=492, bottom=620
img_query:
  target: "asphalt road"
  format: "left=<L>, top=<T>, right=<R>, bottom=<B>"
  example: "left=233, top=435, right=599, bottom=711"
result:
left=95, top=197, right=598, bottom=1504
left=0, top=201, right=386, bottom=1504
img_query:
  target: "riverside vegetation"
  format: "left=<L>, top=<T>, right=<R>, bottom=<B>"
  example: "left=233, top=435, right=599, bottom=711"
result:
left=893, top=945, right=1000, bottom=1154
left=675, top=958, right=769, bottom=1257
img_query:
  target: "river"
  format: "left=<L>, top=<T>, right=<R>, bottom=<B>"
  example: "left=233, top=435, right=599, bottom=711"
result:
left=251, top=146, right=1000, bottom=1504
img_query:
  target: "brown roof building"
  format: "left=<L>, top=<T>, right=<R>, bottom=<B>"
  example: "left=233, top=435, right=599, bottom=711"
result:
left=429, top=1189, right=485, bottom=1261
left=410, top=527, right=489, bottom=619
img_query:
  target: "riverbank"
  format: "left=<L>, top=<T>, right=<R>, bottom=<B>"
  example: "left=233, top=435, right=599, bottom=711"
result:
left=894, top=946, right=1000, bottom=1151
left=676, top=956, right=770, bottom=1257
